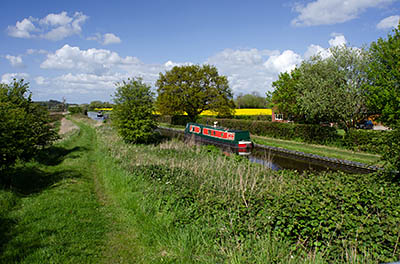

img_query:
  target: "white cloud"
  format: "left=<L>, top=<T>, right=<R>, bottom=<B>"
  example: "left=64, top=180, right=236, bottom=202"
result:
left=206, top=48, right=282, bottom=95
left=5, top=55, right=24, bottom=67
left=35, top=76, right=48, bottom=85
left=264, top=50, right=302, bottom=74
left=103, top=33, right=121, bottom=45
left=26, top=49, right=47, bottom=55
left=328, top=33, right=347, bottom=46
left=292, top=0, right=394, bottom=26
left=37, top=45, right=191, bottom=101
left=377, top=15, right=400, bottom=29
left=164, top=60, right=193, bottom=69
left=88, top=33, right=122, bottom=45
left=53, top=73, right=123, bottom=91
left=42, top=12, right=88, bottom=41
left=304, top=44, right=329, bottom=59
left=304, top=33, right=347, bottom=59
left=7, top=18, right=37, bottom=38
left=7, top=11, right=88, bottom=41
left=1, top=73, right=30, bottom=84
left=41, top=44, right=142, bottom=74
left=40, top=11, right=73, bottom=26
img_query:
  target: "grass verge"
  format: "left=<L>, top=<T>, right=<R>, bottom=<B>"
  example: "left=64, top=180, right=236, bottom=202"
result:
left=252, top=135, right=381, bottom=165
left=0, top=121, right=110, bottom=263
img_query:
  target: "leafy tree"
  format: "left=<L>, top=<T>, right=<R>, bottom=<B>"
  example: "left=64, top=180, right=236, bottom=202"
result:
left=112, top=77, right=157, bottom=144
left=271, top=46, right=369, bottom=129
left=297, top=45, right=369, bottom=130
left=0, top=79, right=57, bottom=172
left=235, top=92, right=268, bottom=108
left=88, top=100, right=113, bottom=111
left=270, top=68, right=305, bottom=122
left=68, top=105, right=83, bottom=114
left=155, top=64, right=235, bottom=121
left=367, top=23, right=400, bottom=128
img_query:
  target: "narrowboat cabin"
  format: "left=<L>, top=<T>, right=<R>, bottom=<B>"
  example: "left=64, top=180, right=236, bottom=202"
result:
left=184, top=122, right=253, bottom=155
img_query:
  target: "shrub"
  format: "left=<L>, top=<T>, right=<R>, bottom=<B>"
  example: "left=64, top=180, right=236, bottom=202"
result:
left=68, top=106, right=83, bottom=114
left=112, top=77, right=158, bottom=144
left=0, top=79, right=57, bottom=174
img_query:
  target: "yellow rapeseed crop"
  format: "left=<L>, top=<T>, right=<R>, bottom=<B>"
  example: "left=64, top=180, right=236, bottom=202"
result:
left=201, top=108, right=272, bottom=116
left=94, top=108, right=113, bottom=111
left=96, top=108, right=272, bottom=116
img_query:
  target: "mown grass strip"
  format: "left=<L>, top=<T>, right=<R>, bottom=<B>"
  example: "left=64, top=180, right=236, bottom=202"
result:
left=252, top=135, right=381, bottom=165
left=0, top=121, right=110, bottom=264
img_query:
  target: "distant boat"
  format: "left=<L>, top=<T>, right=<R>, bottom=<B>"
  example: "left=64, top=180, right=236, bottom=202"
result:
left=184, top=122, right=253, bottom=155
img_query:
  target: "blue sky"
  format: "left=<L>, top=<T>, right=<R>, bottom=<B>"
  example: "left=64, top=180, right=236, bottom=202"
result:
left=1, top=0, right=399, bottom=103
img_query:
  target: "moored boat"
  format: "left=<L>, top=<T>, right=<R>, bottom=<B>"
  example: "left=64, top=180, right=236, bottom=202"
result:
left=184, top=122, right=253, bottom=155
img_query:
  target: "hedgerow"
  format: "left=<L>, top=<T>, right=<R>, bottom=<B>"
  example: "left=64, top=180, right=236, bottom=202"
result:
left=343, top=128, right=392, bottom=154
left=198, top=117, right=339, bottom=144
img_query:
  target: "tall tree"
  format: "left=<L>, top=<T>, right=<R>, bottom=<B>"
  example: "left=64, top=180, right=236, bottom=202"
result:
left=236, top=92, right=268, bottom=109
left=367, top=23, right=400, bottom=128
left=270, top=68, right=305, bottom=122
left=155, top=65, right=235, bottom=121
left=297, top=45, right=369, bottom=130
left=112, top=77, right=157, bottom=144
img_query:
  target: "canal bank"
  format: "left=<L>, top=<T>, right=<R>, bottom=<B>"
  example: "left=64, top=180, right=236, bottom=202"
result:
left=157, top=126, right=381, bottom=174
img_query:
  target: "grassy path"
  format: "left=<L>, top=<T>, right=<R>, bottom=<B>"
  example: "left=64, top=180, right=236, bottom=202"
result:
left=0, top=121, right=113, bottom=263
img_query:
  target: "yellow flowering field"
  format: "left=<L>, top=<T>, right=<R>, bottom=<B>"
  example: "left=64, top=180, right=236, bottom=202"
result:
left=96, top=108, right=272, bottom=116
left=201, top=108, right=272, bottom=116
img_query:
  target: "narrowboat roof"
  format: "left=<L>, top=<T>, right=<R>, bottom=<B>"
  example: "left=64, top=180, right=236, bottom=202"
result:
left=186, top=122, right=246, bottom=133
left=185, top=122, right=251, bottom=142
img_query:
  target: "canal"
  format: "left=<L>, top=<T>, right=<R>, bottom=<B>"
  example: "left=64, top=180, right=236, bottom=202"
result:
left=157, top=126, right=378, bottom=174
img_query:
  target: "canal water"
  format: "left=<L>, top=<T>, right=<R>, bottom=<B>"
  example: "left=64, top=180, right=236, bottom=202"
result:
left=248, top=151, right=333, bottom=173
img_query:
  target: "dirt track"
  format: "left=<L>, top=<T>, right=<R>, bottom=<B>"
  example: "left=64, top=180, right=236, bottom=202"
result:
left=59, top=117, right=79, bottom=135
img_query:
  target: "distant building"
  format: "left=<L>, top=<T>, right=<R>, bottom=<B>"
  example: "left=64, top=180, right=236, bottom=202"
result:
left=271, top=110, right=288, bottom=123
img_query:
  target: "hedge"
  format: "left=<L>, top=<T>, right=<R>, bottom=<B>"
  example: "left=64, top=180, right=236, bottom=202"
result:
left=155, top=115, right=192, bottom=126
left=343, top=129, right=392, bottom=154
left=198, top=117, right=339, bottom=144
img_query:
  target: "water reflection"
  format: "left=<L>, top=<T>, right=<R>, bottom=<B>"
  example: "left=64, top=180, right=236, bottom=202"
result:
left=249, top=148, right=334, bottom=173
left=248, top=156, right=281, bottom=170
